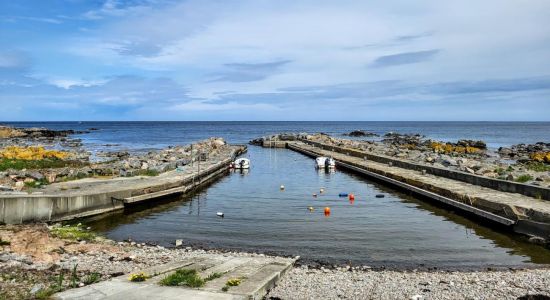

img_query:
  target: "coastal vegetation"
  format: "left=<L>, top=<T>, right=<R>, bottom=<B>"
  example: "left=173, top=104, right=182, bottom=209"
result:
left=159, top=269, right=205, bottom=287
left=159, top=269, right=224, bottom=287
left=0, top=146, right=84, bottom=171
left=50, top=224, right=96, bottom=241
left=515, top=174, right=534, bottom=183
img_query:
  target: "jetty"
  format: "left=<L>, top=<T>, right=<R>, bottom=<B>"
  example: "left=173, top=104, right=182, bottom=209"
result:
left=0, top=145, right=247, bottom=224
left=257, top=136, right=550, bottom=243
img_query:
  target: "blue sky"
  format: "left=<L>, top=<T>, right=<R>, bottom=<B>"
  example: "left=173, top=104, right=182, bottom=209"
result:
left=1, top=0, right=549, bottom=121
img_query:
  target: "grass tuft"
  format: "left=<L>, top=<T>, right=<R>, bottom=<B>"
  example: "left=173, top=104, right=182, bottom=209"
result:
left=50, top=224, right=96, bottom=241
left=523, top=162, right=550, bottom=172
left=515, top=174, right=533, bottom=183
left=159, top=269, right=204, bottom=287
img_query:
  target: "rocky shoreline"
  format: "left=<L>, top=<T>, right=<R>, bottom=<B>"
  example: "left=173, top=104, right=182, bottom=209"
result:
left=251, top=131, right=550, bottom=187
left=1, top=224, right=548, bottom=300
left=0, top=125, right=229, bottom=193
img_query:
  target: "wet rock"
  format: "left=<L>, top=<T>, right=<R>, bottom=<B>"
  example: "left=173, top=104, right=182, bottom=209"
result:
left=344, top=130, right=379, bottom=137
left=457, top=139, right=487, bottom=149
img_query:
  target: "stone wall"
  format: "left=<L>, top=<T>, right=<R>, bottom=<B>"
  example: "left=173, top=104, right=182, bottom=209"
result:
left=301, top=139, right=550, bottom=201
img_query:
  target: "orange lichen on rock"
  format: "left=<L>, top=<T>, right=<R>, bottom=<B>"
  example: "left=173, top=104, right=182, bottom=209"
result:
left=530, top=152, right=550, bottom=163
left=430, top=142, right=481, bottom=154
left=0, top=146, right=70, bottom=160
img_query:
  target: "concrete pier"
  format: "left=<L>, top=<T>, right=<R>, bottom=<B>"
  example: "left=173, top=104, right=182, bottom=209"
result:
left=286, top=141, right=550, bottom=241
left=0, top=145, right=246, bottom=224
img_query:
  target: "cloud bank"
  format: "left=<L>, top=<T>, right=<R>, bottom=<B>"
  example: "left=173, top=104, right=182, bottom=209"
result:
left=1, top=0, right=549, bottom=120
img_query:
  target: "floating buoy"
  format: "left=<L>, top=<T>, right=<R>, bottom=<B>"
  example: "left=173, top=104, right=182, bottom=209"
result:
left=320, top=188, right=325, bottom=193
left=338, top=193, right=348, bottom=197
left=312, top=193, right=317, bottom=197
left=308, top=206, right=314, bottom=212
left=216, top=212, right=224, bottom=217
left=375, top=194, right=385, bottom=198
left=348, top=194, right=355, bottom=201
left=324, top=207, right=331, bottom=216
left=280, top=185, right=285, bottom=190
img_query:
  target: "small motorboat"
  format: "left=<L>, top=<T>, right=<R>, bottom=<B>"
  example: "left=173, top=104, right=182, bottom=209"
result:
left=233, top=158, right=250, bottom=169
left=315, top=156, right=335, bottom=169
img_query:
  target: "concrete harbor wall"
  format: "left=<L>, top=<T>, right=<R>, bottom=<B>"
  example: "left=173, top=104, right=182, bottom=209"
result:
left=0, top=146, right=246, bottom=224
left=286, top=142, right=550, bottom=242
left=299, top=139, right=550, bottom=201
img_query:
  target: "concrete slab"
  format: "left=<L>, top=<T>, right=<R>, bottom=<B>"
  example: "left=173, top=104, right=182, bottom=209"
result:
left=54, top=255, right=296, bottom=300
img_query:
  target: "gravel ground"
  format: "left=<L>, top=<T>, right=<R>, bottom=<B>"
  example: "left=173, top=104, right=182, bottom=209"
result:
left=267, top=266, right=550, bottom=300
left=2, top=224, right=550, bottom=299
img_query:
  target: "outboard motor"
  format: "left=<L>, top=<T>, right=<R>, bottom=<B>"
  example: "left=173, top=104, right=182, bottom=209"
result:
left=239, top=159, right=245, bottom=169
left=324, top=157, right=330, bottom=170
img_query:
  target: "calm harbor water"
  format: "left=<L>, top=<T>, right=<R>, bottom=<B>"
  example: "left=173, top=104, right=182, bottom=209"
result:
left=87, top=146, right=550, bottom=268
left=4, top=121, right=550, bottom=267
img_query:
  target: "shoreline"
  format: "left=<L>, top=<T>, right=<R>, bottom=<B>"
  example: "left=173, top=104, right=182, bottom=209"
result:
left=1, top=224, right=549, bottom=299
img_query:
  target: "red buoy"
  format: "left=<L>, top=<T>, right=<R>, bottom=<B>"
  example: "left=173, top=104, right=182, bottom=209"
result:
left=324, top=207, right=331, bottom=216
left=348, top=194, right=355, bottom=201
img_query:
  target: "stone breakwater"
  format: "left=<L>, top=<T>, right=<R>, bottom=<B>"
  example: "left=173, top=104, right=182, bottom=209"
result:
left=251, top=132, right=550, bottom=188
left=0, top=124, right=230, bottom=193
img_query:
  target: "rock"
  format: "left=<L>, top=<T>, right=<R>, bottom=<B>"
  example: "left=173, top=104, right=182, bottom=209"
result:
left=27, top=171, right=44, bottom=180
left=0, top=185, right=13, bottom=191
left=30, top=283, right=45, bottom=295
left=457, top=139, right=487, bottom=149
left=14, top=181, right=24, bottom=190
left=344, top=130, right=379, bottom=137
left=442, top=158, right=458, bottom=167
left=528, top=236, right=546, bottom=245
left=175, top=239, right=183, bottom=247
left=465, top=167, right=475, bottom=174
left=46, top=173, right=57, bottom=183
left=140, top=162, right=149, bottom=170
left=507, top=174, right=514, bottom=181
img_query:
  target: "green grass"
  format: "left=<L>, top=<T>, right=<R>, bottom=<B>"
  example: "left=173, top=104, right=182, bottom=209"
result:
left=205, top=272, right=223, bottom=281
left=515, top=174, right=533, bottom=183
left=50, top=224, right=96, bottom=241
left=0, top=158, right=85, bottom=171
left=83, top=272, right=101, bottom=285
left=24, top=178, right=50, bottom=188
left=524, top=162, right=550, bottom=172
left=159, top=269, right=205, bottom=287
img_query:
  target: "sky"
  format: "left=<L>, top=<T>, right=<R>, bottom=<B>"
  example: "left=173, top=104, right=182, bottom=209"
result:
left=1, top=0, right=550, bottom=121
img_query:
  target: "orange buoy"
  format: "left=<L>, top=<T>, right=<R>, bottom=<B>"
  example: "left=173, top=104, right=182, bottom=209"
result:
left=348, top=194, right=355, bottom=201
left=324, top=207, right=331, bottom=216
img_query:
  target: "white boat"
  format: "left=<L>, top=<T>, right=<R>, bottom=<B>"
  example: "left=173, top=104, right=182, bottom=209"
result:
left=315, top=157, right=335, bottom=169
left=233, top=158, right=250, bottom=169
